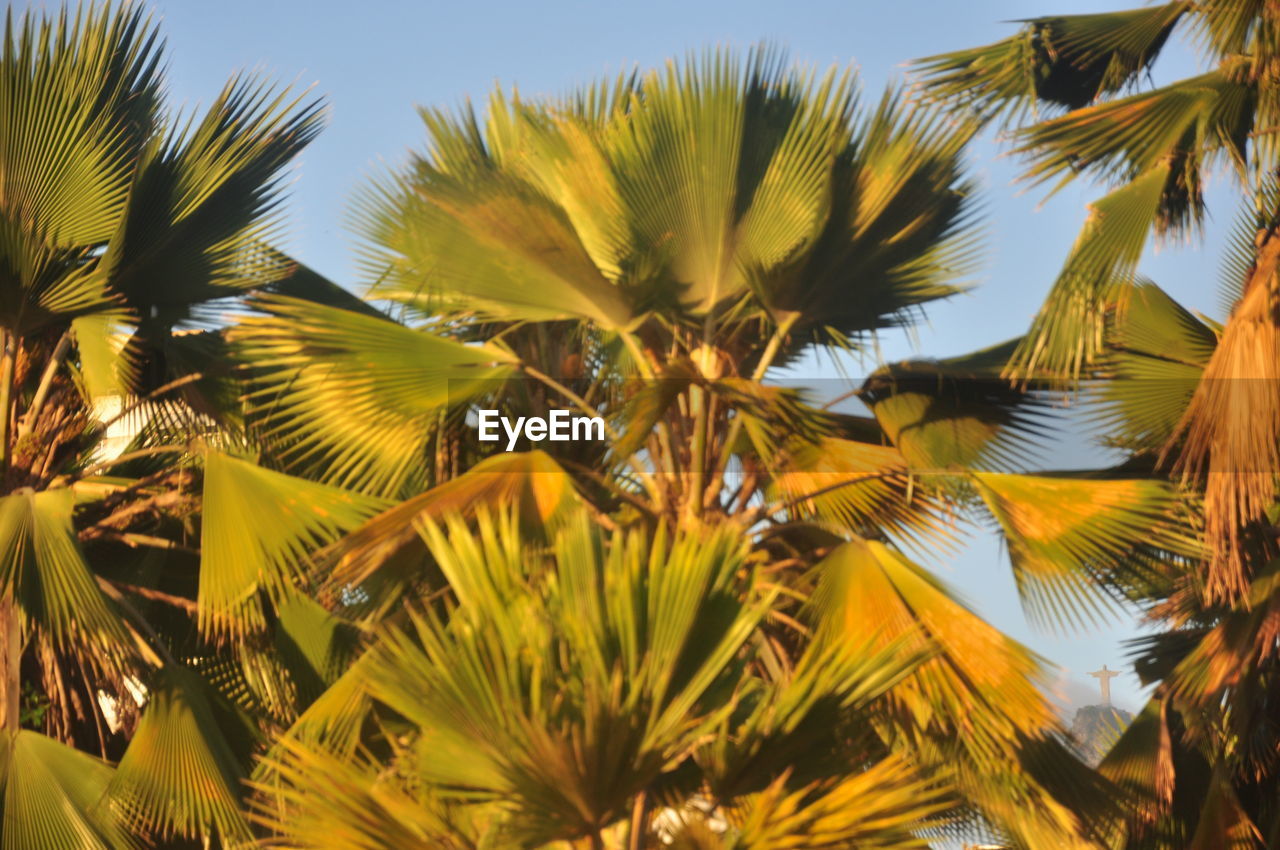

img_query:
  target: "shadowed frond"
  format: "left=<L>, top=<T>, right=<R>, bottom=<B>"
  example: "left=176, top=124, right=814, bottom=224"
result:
left=861, top=338, right=1053, bottom=471
left=914, top=4, right=1189, bottom=122
left=768, top=437, right=949, bottom=545
left=0, top=487, right=132, bottom=662
left=109, top=665, right=256, bottom=845
left=100, top=77, right=325, bottom=324
left=729, top=756, right=950, bottom=850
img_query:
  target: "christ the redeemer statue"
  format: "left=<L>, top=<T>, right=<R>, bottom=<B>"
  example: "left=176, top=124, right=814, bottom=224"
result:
left=1089, top=665, right=1119, bottom=706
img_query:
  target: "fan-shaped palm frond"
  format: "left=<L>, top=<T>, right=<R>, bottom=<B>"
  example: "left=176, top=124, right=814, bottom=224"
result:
left=232, top=295, right=519, bottom=496
left=109, top=664, right=256, bottom=845
left=199, top=450, right=388, bottom=639
left=0, top=729, right=136, bottom=850
left=859, top=338, right=1052, bottom=471
left=0, top=487, right=132, bottom=665
left=915, top=4, right=1189, bottom=122
left=972, top=471, right=1197, bottom=628
left=1090, top=280, right=1217, bottom=452
left=807, top=538, right=1105, bottom=848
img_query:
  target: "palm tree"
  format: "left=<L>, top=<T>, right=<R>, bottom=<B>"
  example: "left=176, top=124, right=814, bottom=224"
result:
left=256, top=508, right=953, bottom=849
left=219, top=48, right=1190, bottom=847
left=916, top=8, right=1280, bottom=845
left=1027, top=275, right=1280, bottom=848
left=0, top=4, right=355, bottom=846
left=915, top=1, right=1280, bottom=604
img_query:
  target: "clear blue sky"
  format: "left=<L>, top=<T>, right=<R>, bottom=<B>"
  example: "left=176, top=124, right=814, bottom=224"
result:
left=143, top=0, right=1229, bottom=712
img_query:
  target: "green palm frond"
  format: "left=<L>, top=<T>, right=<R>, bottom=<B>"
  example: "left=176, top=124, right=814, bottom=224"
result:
left=1013, top=70, right=1252, bottom=202
left=771, top=87, right=981, bottom=339
left=249, top=649, right=376, bottom=806
left=0, top=487, right=132, bottom=664
left=199, top=450, right=388, bottom=640
left=320, top=450, right=577, bottom=613
left=354, top=511, right=769, bottom=846
left=356, top=128, right=638, bottom=327
left=109, top=665, right=256, bottom=845
left=860, top=338, right=1053, bottom=471
left=729, top=756, right=950, bottom=850
left=1185, top=0, right=1272, bottom=58
left=270, top=594, right=362, bottom=709
left=250, top=737, right=482, bottom=850
left=699, top=634, right=926, bottom=800
left=914, top=3, right=1190, bottom=122
left=0, top=3, right=162, bottom=334
left=356, top=49, right=978, bottom=339
left=232, top=295, right=519, bottom=495
left=1216, top=177, right=1280, bottom=314
left=1090, top=280, right=1217, bottom=451
left=601, top=49, right=854, bottom=317
left=971, top=471, right=1197, bottom=628
left=100, top=78, right=324, bottom=323
left=70, top=309, right=138, bottom=400
left=1097, top=698, right=1177, bottom=830
left=0, top=729, right=137, bottom=850
left=1008, top=164, right=1172, bottom=380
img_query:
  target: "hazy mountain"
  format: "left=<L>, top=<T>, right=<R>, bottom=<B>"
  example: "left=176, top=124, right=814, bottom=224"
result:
left=1070, top=704, right=1133, bottom=766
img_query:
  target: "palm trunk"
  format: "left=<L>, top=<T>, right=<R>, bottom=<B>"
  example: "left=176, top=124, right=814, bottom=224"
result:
left=0, top=597, right=19, bottom=732
left=0, top=330, right=17, bottom=733
left=0, top=329, right=13, bottom=477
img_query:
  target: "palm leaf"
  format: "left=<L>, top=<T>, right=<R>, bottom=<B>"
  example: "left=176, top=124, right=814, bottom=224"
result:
left=808, top=539, right=1101, bottom=848
left=810, top=538, right=1058, bottom=740
left=199, top=450, right=388, bottom=640
left=768, top=437, right=949, bottom=545
left=70, top=309, right=138, bottom=400
left=971, top=471, right=1197, bottom=628
left=354, top=103, right=636, bottom=328
left=321, top=450, right=577, bottom=611
left=1013, top=70, right=1252, bottom=197
left=250, top=738, right=479, bottom=850
left=232, top=295, right=519, bottom=495
left=0, top=487, right=132, bottom=663
left=914, top=3, right=1189, bottom=121
left=109, top=665, right=255, bottom=845
left=0, top=729, right=136, bottom=850
left=358, top=511, right=770, bottom=846
left=770, top=88, right=981, bottom=338
left=100, top=79, right=323, bottom=322
left=0, top=4, right=162, bottom=333
left=729, top=756, right=949, bottom=850
left=1090, top=280, right=1216, bottom=451
left=861, top=338, right=1052, bottom=471
left=1007, top=164, right=1172, bottom=381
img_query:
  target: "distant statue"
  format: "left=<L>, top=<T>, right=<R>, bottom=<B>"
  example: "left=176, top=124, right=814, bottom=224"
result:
left=1088, top=665, right=1119, bottom=706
